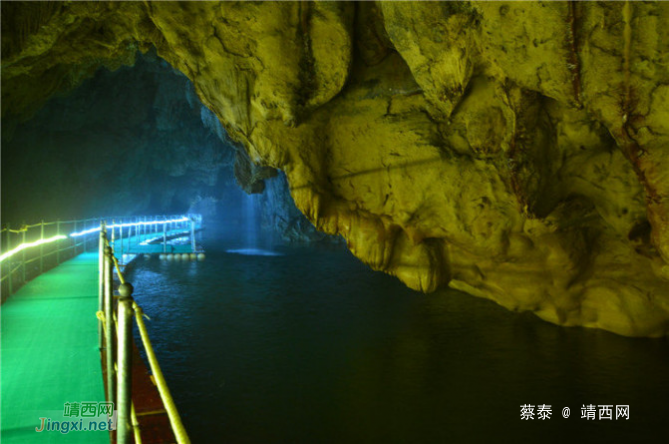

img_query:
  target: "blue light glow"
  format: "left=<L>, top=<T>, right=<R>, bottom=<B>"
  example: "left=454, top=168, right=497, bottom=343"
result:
left=0, top=217, right=194, bottom=263
left=69, top=217, right=190, bottom=237
left=68, top=227, right=102, bottom=237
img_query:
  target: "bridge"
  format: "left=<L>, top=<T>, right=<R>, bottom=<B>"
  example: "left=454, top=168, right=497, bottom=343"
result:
left=1, top=215, right=202, bottom=443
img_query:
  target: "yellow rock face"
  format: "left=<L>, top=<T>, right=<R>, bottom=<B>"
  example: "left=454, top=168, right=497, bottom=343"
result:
left=3, top=1, right=669, bottom=336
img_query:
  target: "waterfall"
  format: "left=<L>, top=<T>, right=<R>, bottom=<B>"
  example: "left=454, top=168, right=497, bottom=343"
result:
left=227, top=192, right=282, bottom=257
left=244, top=192, right=258, bottom=249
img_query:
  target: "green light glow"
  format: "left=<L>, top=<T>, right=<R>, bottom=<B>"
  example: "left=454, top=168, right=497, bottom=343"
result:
left=0, top=235, right=67, bottom=263
left=1, top=217, right=193, bottom=263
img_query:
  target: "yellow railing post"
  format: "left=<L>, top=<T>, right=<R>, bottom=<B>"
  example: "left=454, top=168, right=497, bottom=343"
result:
left=39, top=220, right=44, bottom=273
left=116, top=282, right=134, bottom=444
left=104, top=246, right=115, bottom=407
left=21, top=226, right=26, bottom=283
left=56, top=220, right=61, bottom=264
left=7, top=223, right=12, bottom=295
left=98, top=225, right=105, bottom=350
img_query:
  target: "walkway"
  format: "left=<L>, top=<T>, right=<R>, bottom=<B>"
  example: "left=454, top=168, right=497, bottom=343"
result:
left=110, top=228, right=201, bottom=257
left=1, top=215, right=199, bottom=442
left=0, top=253, right=108, bottom=443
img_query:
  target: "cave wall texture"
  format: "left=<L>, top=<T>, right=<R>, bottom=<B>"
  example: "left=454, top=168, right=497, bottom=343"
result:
left=2, top=1, right=669, bottom=337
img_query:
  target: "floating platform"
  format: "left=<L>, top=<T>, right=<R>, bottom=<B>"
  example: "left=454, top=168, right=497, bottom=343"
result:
left=110, top=228, right=205, bottom=265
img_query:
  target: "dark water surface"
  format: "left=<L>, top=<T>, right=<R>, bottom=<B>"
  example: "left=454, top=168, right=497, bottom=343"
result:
left=127, top=227, right=669, bottom=443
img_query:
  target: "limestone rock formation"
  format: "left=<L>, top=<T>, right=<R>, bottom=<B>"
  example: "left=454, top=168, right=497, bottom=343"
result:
left=259, top=172, right=343, bottom=244
left=2, top=1, right=669, bottom=337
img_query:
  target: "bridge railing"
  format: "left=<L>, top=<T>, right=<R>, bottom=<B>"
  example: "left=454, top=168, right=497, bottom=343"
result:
left=98, top=225, right=190, bottom=444
left=1, top=214, right=196, bottom=443
left=0, top=214, right=199, bottom=302
left=1, top=217, right=102, bottom=302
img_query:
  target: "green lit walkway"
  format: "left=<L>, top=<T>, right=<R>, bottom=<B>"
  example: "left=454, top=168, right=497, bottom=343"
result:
left=1, top=253, right=108, bottom=443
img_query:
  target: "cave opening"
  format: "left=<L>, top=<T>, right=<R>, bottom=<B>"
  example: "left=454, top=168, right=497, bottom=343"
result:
left=1, top=49, right=329, bottom=251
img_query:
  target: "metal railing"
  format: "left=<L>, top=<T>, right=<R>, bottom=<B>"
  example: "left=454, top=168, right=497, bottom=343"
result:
left=98, top=225, right=190, bottom=443
left=0, top=215, right=199, bottom=301
left=1, top=218, right=102, bottom=301
left=1, top=214, right=198, bottom=443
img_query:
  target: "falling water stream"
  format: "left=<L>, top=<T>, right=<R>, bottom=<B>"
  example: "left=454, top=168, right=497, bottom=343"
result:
left=245, top=193, right=257, bottom=249
left=226, top=193, right=282, bottom=257
left=127, top=225, right=669, bottom=443
left=227, top=194, right=282, bottom=256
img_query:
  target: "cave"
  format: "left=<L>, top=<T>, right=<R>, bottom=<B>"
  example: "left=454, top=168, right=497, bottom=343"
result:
left=1, top=47, right=325, bottom=247
left=1, top=2, right=668, bottom=443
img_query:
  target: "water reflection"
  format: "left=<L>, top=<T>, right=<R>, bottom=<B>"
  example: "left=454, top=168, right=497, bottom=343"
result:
left=128, top=228, right=669, bottom=443
left=226, top=248, right=284, bottom=257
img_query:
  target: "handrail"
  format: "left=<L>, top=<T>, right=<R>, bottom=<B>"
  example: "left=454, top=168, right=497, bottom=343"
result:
left=1, top=214, right=197, bottom=442
left=96, top=310, right=144, bottom=444
left=1, top=215, right=199, bottom=300
left=133, top=303, right=190, bottom=442
left=0, top=235, right=67, bottom=262
left=110, top=256, right=126, bottom=285
left=99, top=226, right=191, bottom=444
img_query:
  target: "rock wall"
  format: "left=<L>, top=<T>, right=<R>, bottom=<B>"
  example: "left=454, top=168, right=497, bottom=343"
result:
left=259, top=172, right=343, bottom=244
left=2, top=1, right=669, bottom=336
